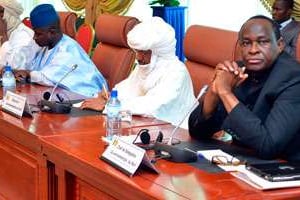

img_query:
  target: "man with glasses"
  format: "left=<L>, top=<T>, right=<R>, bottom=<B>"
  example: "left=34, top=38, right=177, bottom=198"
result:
left=189, top=15, right=300, bottom=161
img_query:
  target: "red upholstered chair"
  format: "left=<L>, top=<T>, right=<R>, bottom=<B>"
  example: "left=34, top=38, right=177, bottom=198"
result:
left=75, top=23, right=95, bottom=55
left=58, top=12, right=77, bottom=38
left=92, top=14, right=139, bottom=90
left=183, top=25, right=241, bottom=140
left=22, top=17, right=32, bottom=29
left=295, top=33, right=300, bottom=62
left=183, top=25, right=240, bottom=96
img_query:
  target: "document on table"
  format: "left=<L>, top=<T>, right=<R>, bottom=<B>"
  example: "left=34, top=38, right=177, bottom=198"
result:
left=197, top=149, right=245, bottom=172
left=231, top=167, right=300, bottom=190
left=198, top=149, right=300, bottom=190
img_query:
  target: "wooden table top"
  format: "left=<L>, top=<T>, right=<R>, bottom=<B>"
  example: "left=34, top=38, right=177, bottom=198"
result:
left=0, top=84, right=168, bottom=152
left=2, top=84, right=300, bottom=199
left=41, top=124, right=300, bottom=200
left=41, top=128, right=187, bottom=199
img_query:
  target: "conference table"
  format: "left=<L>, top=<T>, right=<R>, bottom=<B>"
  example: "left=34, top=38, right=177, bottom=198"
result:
left=0, top=84, right=167, bottom=200
left=1, top=84, right=300, bottom=200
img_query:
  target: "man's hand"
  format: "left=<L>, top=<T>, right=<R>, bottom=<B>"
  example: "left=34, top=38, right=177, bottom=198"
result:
left=14, top=70, right=30, bottom=82
left=80, top=91, right=109, bottom=111
left=212, top=61, right=248, bottom=96
left=208, top=60, right=248, bottom=113
left=202, top=61, right=248, bottom=118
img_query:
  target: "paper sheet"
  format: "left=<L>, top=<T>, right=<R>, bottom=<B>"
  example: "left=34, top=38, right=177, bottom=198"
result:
left=197, top=149, right=245, bottom=172
left=72, top=101, right=83, bottom=108
left=231, top=167, right=300, bottom=190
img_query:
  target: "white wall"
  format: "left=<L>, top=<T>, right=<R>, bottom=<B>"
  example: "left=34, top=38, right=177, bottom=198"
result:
left=186, top=0, right=271, bottom=31
left=19, top=0, right=271, bottom=31
left=20, top=0, right=67, bottom=18
left=129, top=0, right=270, bottom=31
left=125, top=0, right=153, bottom=22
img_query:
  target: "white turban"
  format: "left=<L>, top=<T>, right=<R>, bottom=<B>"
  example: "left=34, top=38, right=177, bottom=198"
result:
left=1, top=0, right=23, bottom=37
left=127, top=17, right=176, bottom=57
left=1, top=0, right=23, bottom=17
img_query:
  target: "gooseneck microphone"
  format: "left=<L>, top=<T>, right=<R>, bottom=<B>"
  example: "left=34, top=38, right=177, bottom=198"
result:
left=49, top=64, right=78, bottom=101
left=153, top=84, right=209, bottom=163
left=39, top=64, right=78, bottom=114
left=167, top=84, right=209, bottom=145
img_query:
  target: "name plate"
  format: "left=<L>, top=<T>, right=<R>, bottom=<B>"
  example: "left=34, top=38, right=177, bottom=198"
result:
left=2, top=91, right=33, bottom=118
left=101, top=136, right=145, bottom=176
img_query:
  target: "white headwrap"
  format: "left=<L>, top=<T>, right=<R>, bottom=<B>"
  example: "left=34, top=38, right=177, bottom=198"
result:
left=1, top=0, right=23, bottom=37
left=127, top=17, right=176, bottom=58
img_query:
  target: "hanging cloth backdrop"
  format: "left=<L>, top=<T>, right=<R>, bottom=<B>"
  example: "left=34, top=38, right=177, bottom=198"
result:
left=260, top=0, right=300, bottom=21
left=62, top=0, right=134, bottom=25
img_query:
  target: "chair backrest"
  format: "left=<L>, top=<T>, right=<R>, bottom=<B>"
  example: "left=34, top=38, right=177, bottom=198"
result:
left=22, top=17, right=32, bottom=29
left=92, top=14, right=139, bottom=90
left=58, top=12, right=77, bottom=38
left=295, top=33, right=300, bottom=62
left=75, top=23, right=95, bottom=55
left=183, top=25, right=240, bottom=95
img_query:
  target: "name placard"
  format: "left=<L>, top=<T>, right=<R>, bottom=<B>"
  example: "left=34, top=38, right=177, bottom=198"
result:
left=101, top=136, right=146, bottom=176
left=2, top=91, right=33, bottom=118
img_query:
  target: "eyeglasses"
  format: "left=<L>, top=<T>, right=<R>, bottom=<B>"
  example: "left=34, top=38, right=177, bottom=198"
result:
left=211, top=155, right=246, bottom=166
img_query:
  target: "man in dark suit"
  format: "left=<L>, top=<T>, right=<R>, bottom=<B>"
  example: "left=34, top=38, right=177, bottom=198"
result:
left=188, top=15, right=300, bottom=161
left=272, top=0, right=300, bottom=58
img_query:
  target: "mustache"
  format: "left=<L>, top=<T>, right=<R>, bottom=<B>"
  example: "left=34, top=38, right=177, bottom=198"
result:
left=137, top=60, right=150, bottom=65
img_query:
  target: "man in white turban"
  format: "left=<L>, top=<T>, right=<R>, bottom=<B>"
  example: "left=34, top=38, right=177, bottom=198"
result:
left=81, top=17, right=196, bottom=128
left=0, top=0, right=40, bottom=70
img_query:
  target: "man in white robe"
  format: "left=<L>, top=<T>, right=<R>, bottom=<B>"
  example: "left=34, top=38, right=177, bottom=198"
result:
left=0, top=0, right=40, bottom=70
left=81, top=17, right=196, bottom=128
left=14, top=4, right=107, bottom=97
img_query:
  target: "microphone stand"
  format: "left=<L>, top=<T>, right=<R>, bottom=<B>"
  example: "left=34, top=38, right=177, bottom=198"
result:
left=39, top=64, right=78, bottom=114
left=49, top=64, right=78, bottom=101
left=167, top=85, right=209, bottom=145
left=154, top=84, right=209, bottom=163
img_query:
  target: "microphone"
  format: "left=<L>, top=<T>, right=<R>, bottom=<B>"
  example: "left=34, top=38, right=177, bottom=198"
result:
left=49, top=64, right=78, bottom=101
left=167, top=84, right=209, bottom=145
left=153, top=85, right=209, bottom=163
left=38, top=64, right=78, bottom=114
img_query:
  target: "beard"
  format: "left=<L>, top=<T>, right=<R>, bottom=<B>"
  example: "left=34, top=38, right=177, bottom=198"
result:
left=137, top=54, right=158, bottom=79
left=138, top=54, right=157, bottom=70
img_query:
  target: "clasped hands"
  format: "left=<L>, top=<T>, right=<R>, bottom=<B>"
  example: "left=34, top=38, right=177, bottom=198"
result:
left=211, top=61, right=248, bottom=97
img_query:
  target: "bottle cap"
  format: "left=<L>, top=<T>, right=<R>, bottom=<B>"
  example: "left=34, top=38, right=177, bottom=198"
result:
left=4, top=65, right=12, bottom=72
left=110, top=89, right=118, bottom=98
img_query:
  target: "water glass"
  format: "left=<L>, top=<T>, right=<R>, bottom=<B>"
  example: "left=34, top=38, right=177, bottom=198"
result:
left=119, top=110, right=132, bottom=136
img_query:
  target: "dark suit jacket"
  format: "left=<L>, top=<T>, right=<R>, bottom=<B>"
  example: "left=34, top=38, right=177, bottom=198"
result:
left=189, top=53, right=300, bottom=161
left=281, top=19, right=300, bottom=58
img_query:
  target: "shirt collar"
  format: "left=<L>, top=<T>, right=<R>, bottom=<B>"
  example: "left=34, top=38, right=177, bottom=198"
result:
left=280, top=18, right=292, bottom=30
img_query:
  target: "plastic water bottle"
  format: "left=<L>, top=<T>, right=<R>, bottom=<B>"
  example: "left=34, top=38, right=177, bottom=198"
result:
left=2, top=65, right=16, bottom=96
left=106, top=89, right=121, bottom=141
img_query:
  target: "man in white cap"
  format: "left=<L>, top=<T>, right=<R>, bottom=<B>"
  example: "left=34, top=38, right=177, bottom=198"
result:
left=0, top=0, right=40, bottom=69
left=81, top=17, right=196, bottom=128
